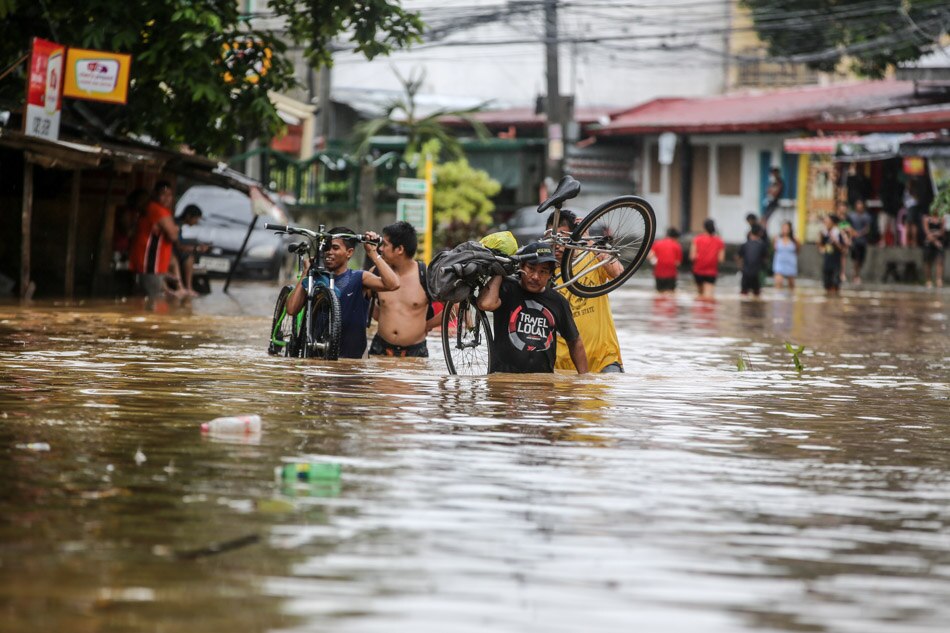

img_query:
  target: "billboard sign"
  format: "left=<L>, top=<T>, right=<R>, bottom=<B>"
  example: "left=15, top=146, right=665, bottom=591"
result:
left=63, top=47, right=131, bottom=104
left=24, top=37, right=65, bottom=140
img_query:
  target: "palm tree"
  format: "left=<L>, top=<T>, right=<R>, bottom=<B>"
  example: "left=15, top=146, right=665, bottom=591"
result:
left=351, top=69, right=490, bottom=160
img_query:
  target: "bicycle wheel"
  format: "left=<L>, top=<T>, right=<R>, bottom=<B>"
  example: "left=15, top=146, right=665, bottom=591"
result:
left=302, top=285, right=341, bottom=360
left=441, top=299, right=493, bottom=375
left=268, top=285, right=298, bottom=356
left=561, top=195, right=656, bottom=298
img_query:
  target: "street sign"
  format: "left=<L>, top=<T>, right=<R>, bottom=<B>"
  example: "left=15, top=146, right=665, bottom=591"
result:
left=396, top=198, right=427, bottom=229
left=63, top=47, right=132, bottom=104
left=396, top=177, right=428, bottom=195
left=24, top=37, right=65, bottom=141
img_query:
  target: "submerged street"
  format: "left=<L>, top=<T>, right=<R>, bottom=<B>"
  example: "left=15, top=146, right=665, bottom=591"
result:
left=1, top=280, right=948, bottom=632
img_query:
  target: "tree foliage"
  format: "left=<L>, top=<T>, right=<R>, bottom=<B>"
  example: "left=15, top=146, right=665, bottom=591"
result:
left=0, top=0, right=422, bottom=155
left=269, top=0, right=423, bottom=68
left=352, top=69, right=489, bottom=160
left=740, top=0, right=949, bottom=78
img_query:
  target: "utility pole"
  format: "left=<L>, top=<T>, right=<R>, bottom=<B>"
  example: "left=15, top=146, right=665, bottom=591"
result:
left=317, top=65, right=332, bottom=149
left=544, top=0, right=564, bottom=182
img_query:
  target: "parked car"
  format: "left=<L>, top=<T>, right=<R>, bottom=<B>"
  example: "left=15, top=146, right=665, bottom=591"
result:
left=499, top=205, right=549, bottom=247
left=175, top=186, right=290, bottom=279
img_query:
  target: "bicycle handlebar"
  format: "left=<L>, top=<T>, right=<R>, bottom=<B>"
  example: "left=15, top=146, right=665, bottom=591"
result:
left=265, top=223, right=379, bottom=246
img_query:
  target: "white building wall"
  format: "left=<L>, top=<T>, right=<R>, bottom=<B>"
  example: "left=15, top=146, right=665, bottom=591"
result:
left=704, top=134, right=786, bottom=243
left=640, top=133, right=787, bottom=244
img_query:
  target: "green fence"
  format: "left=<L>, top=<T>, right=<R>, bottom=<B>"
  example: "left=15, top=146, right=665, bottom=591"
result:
left=227, top=147, right=415, bottom=215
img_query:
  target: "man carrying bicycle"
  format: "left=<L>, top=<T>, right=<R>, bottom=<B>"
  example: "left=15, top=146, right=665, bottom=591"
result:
left=547, top=210, right=625, bottom=373
left=286, top=227, right=398, bottom=359
left=476, top=242, right=588, bottom=374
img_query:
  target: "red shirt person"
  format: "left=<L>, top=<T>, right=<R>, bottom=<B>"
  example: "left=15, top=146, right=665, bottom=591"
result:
left=689, top=218, right=725, bottom=298
left=648, top=227, right=683, bottom=293
left=129, top=181, right=180, bottom=298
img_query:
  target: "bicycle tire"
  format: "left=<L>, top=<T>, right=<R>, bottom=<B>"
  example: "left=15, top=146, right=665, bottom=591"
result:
left=302, top=285, right=342, bottom=360
left=441, top=299, right=493, bottom=375
left=561, top=195, right=656, bottom=298
left=268, top=285, right=298, bottom=356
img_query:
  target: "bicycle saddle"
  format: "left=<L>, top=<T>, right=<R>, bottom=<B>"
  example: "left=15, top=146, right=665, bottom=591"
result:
left=536, top=175, right=581, bottom=214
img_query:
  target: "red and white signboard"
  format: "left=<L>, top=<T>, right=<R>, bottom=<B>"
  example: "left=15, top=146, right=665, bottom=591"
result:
left=24, top=37, right=65, bottom=141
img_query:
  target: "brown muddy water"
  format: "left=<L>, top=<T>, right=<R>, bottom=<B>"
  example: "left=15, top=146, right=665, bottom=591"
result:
left=1, top=279, right=948, bottom=633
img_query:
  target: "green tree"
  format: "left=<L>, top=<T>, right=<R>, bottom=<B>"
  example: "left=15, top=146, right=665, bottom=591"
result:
left=740, top=0, right=948, bottom=78
left=352, top=69, right=489, bottom=160
left=0, top=0, right=422, bottom=155
left=417, top=140, right=501, bottom=249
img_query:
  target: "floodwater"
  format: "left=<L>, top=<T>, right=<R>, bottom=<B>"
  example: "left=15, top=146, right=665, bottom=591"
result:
left=1, top=279, right=948, bottom=633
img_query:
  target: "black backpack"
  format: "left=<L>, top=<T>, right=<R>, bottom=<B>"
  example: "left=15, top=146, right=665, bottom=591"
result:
left=427, top=241, right=507, bottom=303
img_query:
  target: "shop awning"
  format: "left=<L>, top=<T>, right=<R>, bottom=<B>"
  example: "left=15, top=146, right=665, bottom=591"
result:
left=784, top=132, right=936, bottom=161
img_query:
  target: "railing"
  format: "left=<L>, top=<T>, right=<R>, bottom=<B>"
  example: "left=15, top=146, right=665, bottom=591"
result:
left=227, top=147, right=416, bottom=214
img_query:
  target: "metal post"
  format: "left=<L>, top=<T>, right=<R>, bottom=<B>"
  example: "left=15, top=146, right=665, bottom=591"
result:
left=65, top=169, right=81, bottom=298
left=544, top=0, right=563, bottom=181
left=679, top=136, right=693, bottom=233
left=20, top=162, right=33, bottom=300
left=318, top=65, right=332, bottom=145
left=223, top=215, right=258, bottom=294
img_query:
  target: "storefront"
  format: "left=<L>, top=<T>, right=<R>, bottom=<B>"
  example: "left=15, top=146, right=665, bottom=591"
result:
left=783, top=133, right=934, bottom=244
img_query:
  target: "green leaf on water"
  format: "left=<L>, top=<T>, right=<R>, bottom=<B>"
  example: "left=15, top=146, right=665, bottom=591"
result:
left=784, top=342, right=805, bottom=373
left=736, top=354, right=749, bottom=372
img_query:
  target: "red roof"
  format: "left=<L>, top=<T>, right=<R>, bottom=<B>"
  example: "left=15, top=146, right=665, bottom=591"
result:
left=809, top=104, right=950, bottom=133
left=597, top=81, right=921, bottom=135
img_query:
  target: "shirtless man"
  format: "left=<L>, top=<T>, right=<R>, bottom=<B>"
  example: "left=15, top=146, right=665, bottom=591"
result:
left=369, top=221, right=438, bottom=357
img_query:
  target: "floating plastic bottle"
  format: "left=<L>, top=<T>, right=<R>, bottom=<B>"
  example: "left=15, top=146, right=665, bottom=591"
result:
left=276, top=461, right=341, bottom=483
left=16, top=442, right=51, bottom=451
left=201, top=414, right=262, bottom=436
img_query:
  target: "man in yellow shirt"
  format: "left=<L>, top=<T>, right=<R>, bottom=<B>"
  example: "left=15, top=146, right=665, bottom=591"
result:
left=548, top=210, right=625, bottom=373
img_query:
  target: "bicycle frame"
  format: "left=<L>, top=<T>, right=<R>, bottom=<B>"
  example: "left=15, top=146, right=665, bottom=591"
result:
left=538, top=205, right=620, bottom=292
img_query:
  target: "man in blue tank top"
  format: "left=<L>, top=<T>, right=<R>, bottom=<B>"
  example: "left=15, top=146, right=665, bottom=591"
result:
left=286, top=226, right=399, bottom=358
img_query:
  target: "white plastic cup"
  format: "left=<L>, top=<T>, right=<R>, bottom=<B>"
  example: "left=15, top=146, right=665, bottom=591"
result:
left=201, top=415, right=262, bottom=436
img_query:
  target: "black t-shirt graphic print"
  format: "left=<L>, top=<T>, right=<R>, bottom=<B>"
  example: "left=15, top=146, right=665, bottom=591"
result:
left=490, top=277, right=579, bottom=373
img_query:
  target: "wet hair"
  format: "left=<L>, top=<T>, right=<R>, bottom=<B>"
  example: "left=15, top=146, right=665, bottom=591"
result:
left=328, top=226, right=358, bottom=249
left=666, top=227, right=680, bottom=239
left=178, top=204, right=202, bottom=221
left=703, top=219, right=717, bottom=234
left=545, top=208, right=578, bottom=230
left=382, top=220, right=417, bottom=258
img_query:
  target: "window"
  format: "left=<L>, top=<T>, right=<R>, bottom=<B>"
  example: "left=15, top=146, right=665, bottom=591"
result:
left=717, top=145, right=742, bottom=196
left=648, top=143, right=661, bottom=194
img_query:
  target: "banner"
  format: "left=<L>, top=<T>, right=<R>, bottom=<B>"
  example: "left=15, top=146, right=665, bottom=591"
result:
left=24, top=37, right=65, bottom=140
left=63, top=47, right=131, bottom=104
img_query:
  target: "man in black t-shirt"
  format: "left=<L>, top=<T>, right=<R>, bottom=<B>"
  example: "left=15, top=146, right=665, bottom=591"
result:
left=476, top=242, right=588, bottom=374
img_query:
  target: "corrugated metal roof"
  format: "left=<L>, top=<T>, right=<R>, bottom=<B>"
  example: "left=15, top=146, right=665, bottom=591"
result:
left=597, top=81, right=922, bottom=135
left=810, top=103, right=950, bottom=132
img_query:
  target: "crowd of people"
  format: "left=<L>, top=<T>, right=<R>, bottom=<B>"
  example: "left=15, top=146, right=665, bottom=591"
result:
left=117, top=178, right=945, bottom=377
left=647, top=199, right=947, bottom=296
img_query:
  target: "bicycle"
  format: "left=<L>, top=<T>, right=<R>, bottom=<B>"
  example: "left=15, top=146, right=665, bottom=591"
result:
left=264, top=223, right=380, bottom=360
left=440, top=175, right=655, bottom=375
